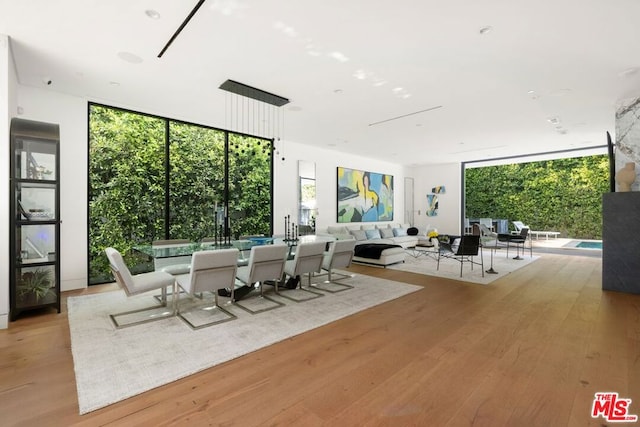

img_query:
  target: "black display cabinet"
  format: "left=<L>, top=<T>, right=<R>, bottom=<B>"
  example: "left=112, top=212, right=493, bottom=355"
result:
left=9, top=118, right=61, bottom=320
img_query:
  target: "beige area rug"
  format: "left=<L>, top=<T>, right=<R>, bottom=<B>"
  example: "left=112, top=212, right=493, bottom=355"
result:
left=67, top=273, right=421, bottom=414
left=387, top=248, right=539, bottom=284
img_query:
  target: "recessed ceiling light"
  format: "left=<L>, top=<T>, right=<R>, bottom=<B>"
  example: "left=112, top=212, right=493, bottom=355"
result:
left=619, top=67, right=639, bottom=77
left=329, top=52, right=349, bottom=63
left=333, top=89, right=343, bottom=94
left=547, top=116, right=561, bottom=125
left=109, top=81, right=120, bottom=87
left=145, top=9, right=161, bottom=19
left=353, top=69, right=368, bottom=80
left=479, top=26, right=493, bottom=35
left=550, top=88, right=572, bottom=97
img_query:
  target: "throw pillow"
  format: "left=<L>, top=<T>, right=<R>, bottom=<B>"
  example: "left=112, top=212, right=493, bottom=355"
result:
left=360, top=224, right=375, bottom=231
left=327, top=225, right=347, bottom=235
left=349, top=229, right=367, bottom=241
left=380, top=228, right=395, bottom=239
left=407, top=227, right=419, bottom=236
left=392, top=227, right=407, bottom=237
left=365, top=229, right=381, bottom=240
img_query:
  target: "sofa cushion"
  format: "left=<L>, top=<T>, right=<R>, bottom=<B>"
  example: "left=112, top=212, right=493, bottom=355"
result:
left=365, top=229, right=381, bottom=240
left=327, top=225, right=348, bottom=235
left=350, top=229, right=367, bottom=241
left=360, top=224, right=375, bottom=231
left=392, top=227, right=407, bottom=237
left=379, top=227, right=395, bottom=239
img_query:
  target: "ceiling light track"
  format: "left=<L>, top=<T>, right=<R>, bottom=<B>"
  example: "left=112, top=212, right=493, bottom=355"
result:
left=157, top=0, right=207, bottom=58
left=368, top=105, right=443, bottom=127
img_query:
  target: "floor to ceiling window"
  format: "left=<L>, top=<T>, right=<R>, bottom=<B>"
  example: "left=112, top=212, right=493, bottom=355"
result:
left=88, top=104, right=273, bottom=285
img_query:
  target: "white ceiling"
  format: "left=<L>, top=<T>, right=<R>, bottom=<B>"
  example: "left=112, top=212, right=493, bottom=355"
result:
left=2, top=0, right=640, bottom=165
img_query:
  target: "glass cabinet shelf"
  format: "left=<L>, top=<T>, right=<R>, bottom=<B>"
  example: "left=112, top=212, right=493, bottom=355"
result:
left=10, top=118, right=61, bottom=321
left=15, top=181, right=57, bottom=222
left=14, top=138, right=57, bottom=180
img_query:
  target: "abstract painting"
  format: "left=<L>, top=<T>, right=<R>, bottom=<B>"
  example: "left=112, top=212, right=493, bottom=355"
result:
left=337, top=167, right=394, bottom=222
left=426, top=194, right=439, bottom=217
left=431, top=185, right=446, bottom=194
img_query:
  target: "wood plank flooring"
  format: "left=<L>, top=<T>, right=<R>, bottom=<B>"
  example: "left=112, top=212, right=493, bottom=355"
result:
left=1, top=252, right=638, bottom=426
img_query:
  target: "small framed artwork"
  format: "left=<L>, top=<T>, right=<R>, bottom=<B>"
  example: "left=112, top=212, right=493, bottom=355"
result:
left=431, top=185, right=445, bottom=194
left=426, top=194, right=438, bottom=216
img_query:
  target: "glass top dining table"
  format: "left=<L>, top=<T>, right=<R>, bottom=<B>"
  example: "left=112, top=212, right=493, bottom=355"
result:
left=133, top=235, right=337, bottom=268
left=134, top=240, right=262, bottom=260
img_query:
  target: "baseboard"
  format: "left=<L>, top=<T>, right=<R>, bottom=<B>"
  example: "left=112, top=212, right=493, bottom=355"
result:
left=0, top=314, right=8, bottom=330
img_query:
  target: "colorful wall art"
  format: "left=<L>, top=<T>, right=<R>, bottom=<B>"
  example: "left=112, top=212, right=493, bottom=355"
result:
left=337, top=167, right=394, bottom=222
left=426, top=194, right=439, bottom=216
left=431, top=185, right=446, bottom=194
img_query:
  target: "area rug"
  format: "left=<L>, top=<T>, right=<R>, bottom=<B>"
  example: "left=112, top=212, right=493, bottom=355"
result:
left=387, top=248, right=539, bottom=285
left=67, top=273, right=421, bottom=414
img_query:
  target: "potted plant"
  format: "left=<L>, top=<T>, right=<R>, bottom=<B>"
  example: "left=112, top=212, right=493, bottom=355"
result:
left=17, top=268, right=54, bottom=303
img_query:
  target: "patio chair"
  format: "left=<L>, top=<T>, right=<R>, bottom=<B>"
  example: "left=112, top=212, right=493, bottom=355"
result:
left=511, top=221, right=527, bottom=234
left=437, top=235, right=484, bottom=278
left=498, top=227, right=532, bottom=259
left=479, top=218, right=494, bottom=232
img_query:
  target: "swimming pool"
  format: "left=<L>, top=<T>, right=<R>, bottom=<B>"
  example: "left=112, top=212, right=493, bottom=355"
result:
left=575, top=241, right=602, bottom=249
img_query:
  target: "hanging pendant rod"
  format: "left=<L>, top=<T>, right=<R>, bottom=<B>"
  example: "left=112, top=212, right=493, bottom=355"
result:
left=219, top=79, right=289, bottom=107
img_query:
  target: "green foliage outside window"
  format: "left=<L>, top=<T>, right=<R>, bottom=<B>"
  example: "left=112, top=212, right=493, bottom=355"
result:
left=89, top=105, right=273, bottom=284
left=465, top=155, right=609, bottom=239
left=227, top=134, right=273, bottom=238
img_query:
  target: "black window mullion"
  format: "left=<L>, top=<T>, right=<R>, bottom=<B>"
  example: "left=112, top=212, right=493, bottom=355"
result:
left=164, top=120, right=171, bottom=239
left=224, top=131, right=230, bottom=240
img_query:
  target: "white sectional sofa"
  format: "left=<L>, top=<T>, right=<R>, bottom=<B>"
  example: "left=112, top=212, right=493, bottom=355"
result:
left=323, top=223, right=432, bottom=267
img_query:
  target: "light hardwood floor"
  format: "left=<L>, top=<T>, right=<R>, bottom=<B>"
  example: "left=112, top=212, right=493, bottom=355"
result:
left=1, top=252, right=638, bottom=426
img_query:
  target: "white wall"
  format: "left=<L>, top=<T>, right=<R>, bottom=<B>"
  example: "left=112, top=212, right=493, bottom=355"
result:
left=407, top=163, right=462, bottom=235
left=273, top=140, right=409, bottom=234
left=0, top=34, right=15, bottom=329
left=16, top=86, right=88, bottom=292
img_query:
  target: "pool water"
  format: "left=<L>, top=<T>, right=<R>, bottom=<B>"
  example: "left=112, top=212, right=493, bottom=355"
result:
left=576, top=241, right=602, bottom=249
